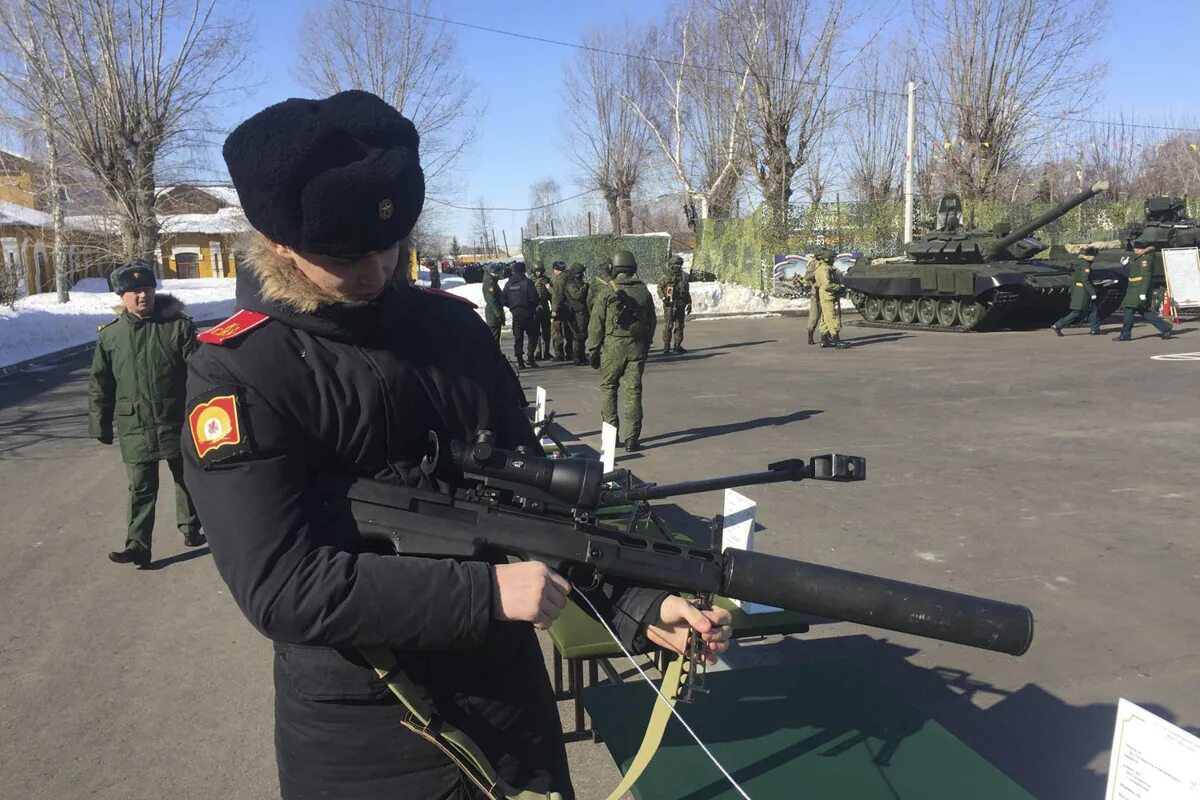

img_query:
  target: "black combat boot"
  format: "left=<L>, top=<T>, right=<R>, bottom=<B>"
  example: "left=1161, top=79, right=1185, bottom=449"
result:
left=1162, top=328, right=1174, bottom=340
left=673, top=345, right=687, bottom=354
left=625, top=436, right=640, bottom=453
left=1051, top=325, right=1064, bottom=337
left=1112, top=333, right=1131, bottom=342
left=663, top=345, right=673, bottom=355
left=517, top=358, right=527, bottom=369
left=819, top=334, right=833, bottom=348
left=831, top=334, right=849, bottom=349
left=807, top=330, right=815, bottom=345
left=109, top=547, right=151, bottom=568
left=183, top=529, right=206, bottom=548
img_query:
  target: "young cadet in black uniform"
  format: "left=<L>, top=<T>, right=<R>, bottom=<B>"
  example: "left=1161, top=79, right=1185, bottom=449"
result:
left=183, top=90, right=731, bottom=800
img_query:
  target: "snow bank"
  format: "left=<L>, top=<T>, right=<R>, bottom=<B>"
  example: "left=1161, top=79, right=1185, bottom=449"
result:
left=0, top=277, right=236, bottom=368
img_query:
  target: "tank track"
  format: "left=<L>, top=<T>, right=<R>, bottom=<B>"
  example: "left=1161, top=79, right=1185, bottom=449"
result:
left=846, top=288, right=1023, bottom=332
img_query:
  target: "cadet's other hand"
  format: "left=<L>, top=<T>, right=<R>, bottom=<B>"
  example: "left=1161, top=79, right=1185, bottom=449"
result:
left=1139, top=295, right=1146, bottom=302
left=685, top=305, right=692, bottom=314
left=589, top=350, right=601, bottom=369
left=1090, top=295, right=1097, bottom=301
left=97, top=434, right=113, bottom=445
left=493, top=561, right=570, bottom=630
left=646, top=596, right=733, bottom=665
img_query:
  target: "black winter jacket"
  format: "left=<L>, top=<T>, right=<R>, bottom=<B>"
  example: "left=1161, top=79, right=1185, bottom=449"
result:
left=501, top=273, right=540, bottom=321
left=183, top=266, right=664, bottom=799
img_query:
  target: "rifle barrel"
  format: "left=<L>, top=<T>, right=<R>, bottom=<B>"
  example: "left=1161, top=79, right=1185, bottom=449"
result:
left=723, top=549, right=1034, bottom=655
left=599, top=466, right=804, bottom=506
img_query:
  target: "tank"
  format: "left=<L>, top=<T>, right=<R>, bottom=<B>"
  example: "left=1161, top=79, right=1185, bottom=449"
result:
left=1099, top=197, right=1200, bottom=301
left=841, top=181, right=1127, bottom=331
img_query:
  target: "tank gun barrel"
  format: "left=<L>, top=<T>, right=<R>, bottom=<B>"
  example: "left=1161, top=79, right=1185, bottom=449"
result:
left=985, top=180, right=1110, bottom=260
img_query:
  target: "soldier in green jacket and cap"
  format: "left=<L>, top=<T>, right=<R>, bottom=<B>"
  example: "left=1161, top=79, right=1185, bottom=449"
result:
left=88, top=262, right=204, bottom=567
left=1114, top=242, right=1174, bottom=341
left=586, top=250, right=657, bottom=451
left=1050, top=246, right=1102, bottom=336
left=657, top=255, right=691, bottom=354
left=812, top=247, right=848, bottom=349
left=481, top=262, right=506, bottom=343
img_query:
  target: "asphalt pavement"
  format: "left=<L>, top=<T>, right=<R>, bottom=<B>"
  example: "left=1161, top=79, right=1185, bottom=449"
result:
left=2, top=315, right=1198, bottom=800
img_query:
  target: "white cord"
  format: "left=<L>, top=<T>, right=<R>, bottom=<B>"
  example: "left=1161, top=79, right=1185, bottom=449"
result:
left=571, top=586, right=753, bottom=800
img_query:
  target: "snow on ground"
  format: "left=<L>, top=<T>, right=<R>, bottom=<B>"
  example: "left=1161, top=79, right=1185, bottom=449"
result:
left=1, top=270, right=812, bottom=368
left=0, top=277, right=236, bottom=368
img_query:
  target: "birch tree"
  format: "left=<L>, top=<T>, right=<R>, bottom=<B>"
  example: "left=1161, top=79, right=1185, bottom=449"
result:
left=0, top=0, right=244, bottom=270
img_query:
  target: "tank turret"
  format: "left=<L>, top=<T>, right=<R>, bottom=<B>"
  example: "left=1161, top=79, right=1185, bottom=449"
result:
left=1123, top=196, right=1200, bottom=250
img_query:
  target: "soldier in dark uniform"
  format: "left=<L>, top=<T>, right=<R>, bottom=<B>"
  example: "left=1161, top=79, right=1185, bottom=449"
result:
left=88, top=263, right=205, bottom=567
left=531, top=264, right=552, bottom=360
left=502, top=262, right=540, bottom=368
left=183, top=90, right=730, bottom=800
left=1051, top=246, right=1102, bottom=335
left=587, top=250, right=657, bottom=451
left=1114, top=242, right=1174, bottom=341
left=657, top=255, right=692, bottom=354
left=481, top=261, right=506, bottom=343
left=562, top=262, right=591, bottom=365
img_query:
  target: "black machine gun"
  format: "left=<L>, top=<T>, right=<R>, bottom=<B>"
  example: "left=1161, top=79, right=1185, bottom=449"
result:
left=318, top=431, right=1034, bottom=668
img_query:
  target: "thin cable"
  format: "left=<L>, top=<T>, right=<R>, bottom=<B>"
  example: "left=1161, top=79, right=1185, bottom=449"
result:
left=342, top=0, right=1200, bottom=135
left=571, top=586, right=752, bottom=800
left=425, top=188, right=601, bottom=212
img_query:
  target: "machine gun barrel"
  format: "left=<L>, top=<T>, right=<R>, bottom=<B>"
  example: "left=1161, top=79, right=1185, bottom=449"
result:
left=723, top=549, right=1033, bottom=656
left=985, top=179, right=1110, bottom=260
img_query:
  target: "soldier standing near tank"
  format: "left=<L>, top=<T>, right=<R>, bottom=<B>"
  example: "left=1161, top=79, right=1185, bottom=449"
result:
left=658, top=255, right=692, bottom=354
left=89, top=262, right=205, bottom=567
left=812, top=247, right=848, bottom=349
left=530, top=263, right=552, bottom=360
left=1050, top=246, right=1102, bottom=336
left=562, top=262, right=591, bottom=365
left=481, top=262, right=505, bottom=343
left=801, top=255, right=826, bottom=346
left=1114, top=242, right=1174, bottom=341
left=587, top=250, right=657, bottom=452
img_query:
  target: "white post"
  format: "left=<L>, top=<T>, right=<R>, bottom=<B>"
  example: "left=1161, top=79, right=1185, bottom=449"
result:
left=534, top=387, right=547, bottom=424
left=903, top=80, right=917, bottom=245
left=600, top=422, right=618, bottom=473
left=721, top=490, right=778, bottom=614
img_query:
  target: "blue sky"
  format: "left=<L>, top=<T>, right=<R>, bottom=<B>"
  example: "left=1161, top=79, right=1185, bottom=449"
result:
left=214, top=0, right=1199, bottom=247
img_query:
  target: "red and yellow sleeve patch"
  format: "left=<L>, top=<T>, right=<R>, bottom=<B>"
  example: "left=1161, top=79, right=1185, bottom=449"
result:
left=198, top=310, right=270, bottom=345
left=187, top=391, right=253, bottom=465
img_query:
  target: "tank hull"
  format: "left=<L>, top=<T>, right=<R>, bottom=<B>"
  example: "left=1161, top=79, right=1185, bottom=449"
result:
left=842, top=260, right=1128, bottom=331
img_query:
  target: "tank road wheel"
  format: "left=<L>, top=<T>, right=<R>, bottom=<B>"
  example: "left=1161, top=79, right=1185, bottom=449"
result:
left=916, top=297, right=937, bottom=326
left=863, top=295, right=883, bottom=321
left=936, top=298, right=961, bottom=327
left=959, top=300, right=986, bottom=330
left=898, top=297, right=917, bottom=324
left=881, top=297, right=900, bottom=323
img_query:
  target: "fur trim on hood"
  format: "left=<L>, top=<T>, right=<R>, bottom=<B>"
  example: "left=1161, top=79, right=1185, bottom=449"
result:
left=110, top=293, right=187, bottom=320
left=239, top=232, right=412, bottom=315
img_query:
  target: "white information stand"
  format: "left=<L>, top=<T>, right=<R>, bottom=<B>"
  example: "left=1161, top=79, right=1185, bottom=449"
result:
left=600, top=423, right=617, bottom=473
left=1105, top=698, right=1200, bottom=799
left=535, top=386, right=547, bottom=424
left=721, top=490, right=779, bottom=614
left=1162, top=247, right=1200, bottom=309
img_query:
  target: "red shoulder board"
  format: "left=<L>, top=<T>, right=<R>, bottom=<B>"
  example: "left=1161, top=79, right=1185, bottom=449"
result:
left=198, top=310, right=271, bottom=345
left=413, top=285, right=478, bottom=309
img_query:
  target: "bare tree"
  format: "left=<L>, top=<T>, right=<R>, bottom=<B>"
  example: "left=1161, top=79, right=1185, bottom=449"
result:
left=524, top=179, right=563, bottom=237
left=844, top=43, right=911, bottom=202
left=724, top=0, right=851, bottom=233
left=471, top=199, right=493, bottom=256
left=1134, top=134, right=1200, bottom=198
left=914, top=0, right=1108, bottom=200
left=0, top=0, right=245, bottom=272
left=624, top=2, right=760, bottom=229
left=296, top=0, right=483, bottom=194
left=562, top=27, right=655, bottom=235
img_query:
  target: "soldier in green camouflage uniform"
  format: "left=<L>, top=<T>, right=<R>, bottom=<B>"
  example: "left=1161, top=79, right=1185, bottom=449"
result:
left=531, top=264, right=553, bottom=359
left=812, top=248, right=848, bottom=349
left=548, top=261, right=569, bottom=360
left=481, top=262, right=506, bottom=343
left=800, top=257, right=825, bottom=345
left=657, top=255, right=692, bottom=354
left=88, top=262, right=204, bottom=567
left=586, top=250, right=657, bottom=451
left=561, top=263, right=591, bottom=365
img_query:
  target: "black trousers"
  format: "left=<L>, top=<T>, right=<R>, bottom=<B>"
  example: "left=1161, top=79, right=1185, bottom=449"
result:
left=511, top=313, right=537, bottom=362
left=536, top=310, right=551, bottom=356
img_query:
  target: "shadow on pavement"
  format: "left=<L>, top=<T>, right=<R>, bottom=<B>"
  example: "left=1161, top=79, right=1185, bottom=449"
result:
left=842, top=333, right=912, bottom=348
left=662, top=339, right=777, bottom=355
left=143, top=546, right=211, bottom=571
left=639, top=409, right=823, bottom=450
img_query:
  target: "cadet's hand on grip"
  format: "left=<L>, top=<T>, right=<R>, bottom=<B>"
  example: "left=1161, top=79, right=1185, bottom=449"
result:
left=589, top=350, right=601, bottom=370
left=646, top=596, right=733, bottom=665
left=493, top=562, right=571, bottom=630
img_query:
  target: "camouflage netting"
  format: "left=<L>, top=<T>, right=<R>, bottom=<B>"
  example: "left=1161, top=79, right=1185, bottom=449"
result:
left=522, top=234, right=671, bottom=283
left=692, top=205, right=771, bottom=291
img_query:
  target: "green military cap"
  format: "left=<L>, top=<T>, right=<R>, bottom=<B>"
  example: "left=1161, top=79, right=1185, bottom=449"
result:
left=669, top=255, right=684, bottom=267
left=109, top=261, right=157, bottom=294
